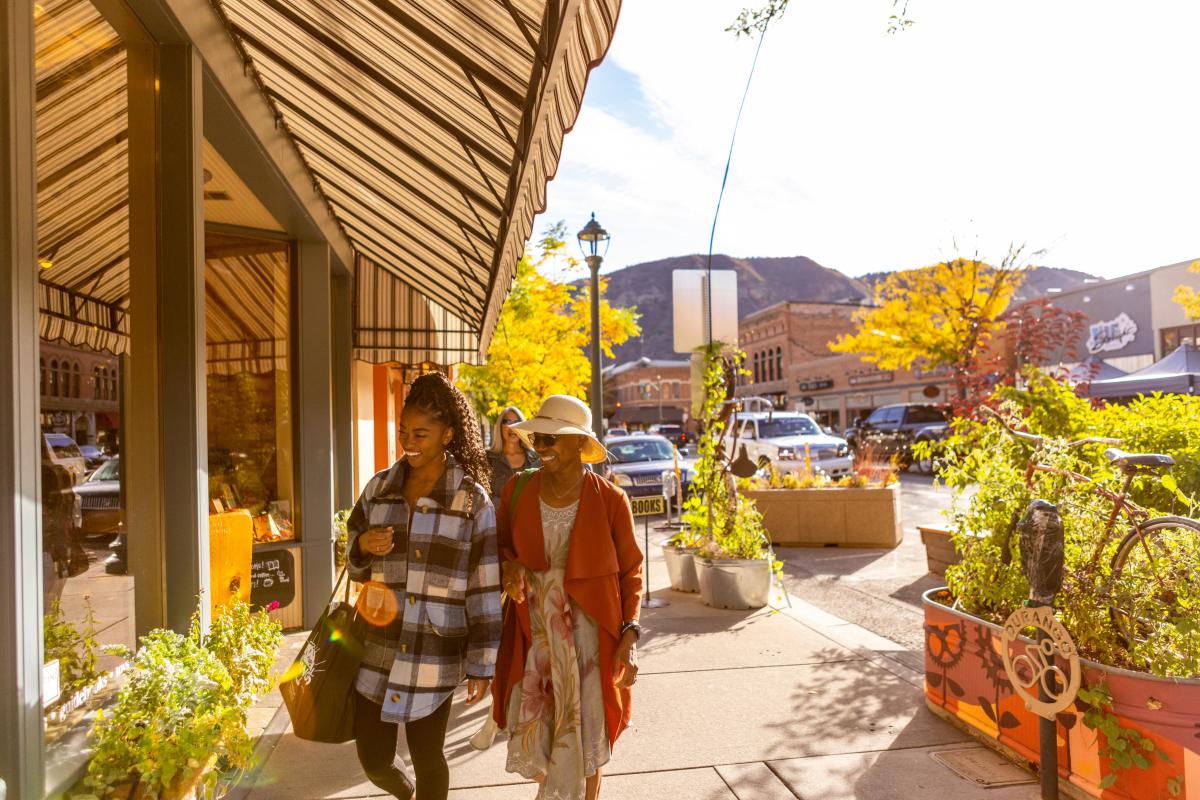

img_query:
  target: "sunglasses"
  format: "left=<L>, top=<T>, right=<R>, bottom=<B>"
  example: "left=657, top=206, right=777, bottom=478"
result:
left=531, top=433, right=560, bottom=447
left=500, top=418, right=520, bottom=427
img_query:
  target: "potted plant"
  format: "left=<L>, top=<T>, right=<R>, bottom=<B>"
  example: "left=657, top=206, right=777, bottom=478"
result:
left=661, top=527, right=703, bottom=593
left=925, top=373, right=1200, bottom=799
left=693, top=494, right=777, bottom=610
left=77, top=600, right=282, bottom=800
left=674, top=342, right=779, bottom=609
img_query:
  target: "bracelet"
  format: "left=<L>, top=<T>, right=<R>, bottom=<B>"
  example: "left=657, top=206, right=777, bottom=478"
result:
left=619, top=620, right=643, bottom=641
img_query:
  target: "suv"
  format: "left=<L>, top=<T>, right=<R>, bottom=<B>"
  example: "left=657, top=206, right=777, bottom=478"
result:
left=726, top=410, right=853, bottom=477
left=844, top=403, right=949, bottom=470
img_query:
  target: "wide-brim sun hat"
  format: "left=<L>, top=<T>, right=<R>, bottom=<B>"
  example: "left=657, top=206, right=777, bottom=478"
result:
left=510, top=395, right=609, bottom=464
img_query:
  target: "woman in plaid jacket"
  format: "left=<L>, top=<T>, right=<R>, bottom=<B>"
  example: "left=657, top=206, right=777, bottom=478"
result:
left=345, top=373, right=502, bottom=800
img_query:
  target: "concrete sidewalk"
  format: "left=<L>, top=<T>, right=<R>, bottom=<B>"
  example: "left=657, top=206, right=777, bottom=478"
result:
left=239, top=545, right=1039, bottom=800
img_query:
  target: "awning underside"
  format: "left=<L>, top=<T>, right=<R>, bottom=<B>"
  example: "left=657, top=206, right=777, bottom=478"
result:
left=34, top=0, right=618, bottom=366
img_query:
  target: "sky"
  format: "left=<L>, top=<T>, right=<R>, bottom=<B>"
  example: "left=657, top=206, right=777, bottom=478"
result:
left=533, top=1, right=1200, bottom=281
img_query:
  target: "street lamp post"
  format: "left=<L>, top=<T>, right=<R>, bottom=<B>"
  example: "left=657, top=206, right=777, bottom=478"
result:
left=577, top=213, right=610, bottom=441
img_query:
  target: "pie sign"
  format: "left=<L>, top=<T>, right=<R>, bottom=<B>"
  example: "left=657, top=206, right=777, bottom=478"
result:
left=1001, top=605, right=1081, bottom=719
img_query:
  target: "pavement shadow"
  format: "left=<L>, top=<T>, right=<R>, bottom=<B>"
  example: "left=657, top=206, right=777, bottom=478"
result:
left=762, top=647, right=950, bottom=762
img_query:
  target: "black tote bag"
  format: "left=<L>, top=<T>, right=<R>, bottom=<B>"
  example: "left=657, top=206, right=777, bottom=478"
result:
left=280, top=566, right=365, bottom=743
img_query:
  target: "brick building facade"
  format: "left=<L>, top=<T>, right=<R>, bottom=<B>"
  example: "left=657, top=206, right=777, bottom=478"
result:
left=736, top=301, right=951, bottom=432
left=604, top=358, right=691, bottom=431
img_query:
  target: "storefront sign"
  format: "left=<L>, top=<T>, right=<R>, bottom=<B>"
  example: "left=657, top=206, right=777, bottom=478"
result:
left=798, top=379, right=833, bottom=391
left=848, top=371, right=894, bottom=386
left=1087, top=312, right=1138, bottom=354
left=251, top=547, right=296, bottom=610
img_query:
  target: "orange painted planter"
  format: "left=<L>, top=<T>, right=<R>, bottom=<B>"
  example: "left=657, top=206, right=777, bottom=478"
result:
left=924, top=589, right=1200, bottom=799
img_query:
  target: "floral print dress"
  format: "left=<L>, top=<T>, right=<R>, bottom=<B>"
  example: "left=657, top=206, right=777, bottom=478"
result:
left=505, top=499, right=610, bottom=800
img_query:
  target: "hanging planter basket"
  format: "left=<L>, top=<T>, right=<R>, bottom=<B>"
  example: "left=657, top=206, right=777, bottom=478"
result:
left=696, top=557, right=771, bottom=610
left=662, top=543, right=700, bottom=593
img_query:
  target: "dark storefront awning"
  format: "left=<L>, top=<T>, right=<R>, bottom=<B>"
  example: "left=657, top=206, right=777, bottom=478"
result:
left=1087, top=344, right=1200, bottom=399
left=35, top=0, right=620, bottom=365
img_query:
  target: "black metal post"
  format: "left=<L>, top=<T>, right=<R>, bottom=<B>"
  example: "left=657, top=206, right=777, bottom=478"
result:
left=642, top=514, right=668, bottom=609
left=1037, top=621, right=1059, bottom=800
left=586, top=254, right=604, bottom=441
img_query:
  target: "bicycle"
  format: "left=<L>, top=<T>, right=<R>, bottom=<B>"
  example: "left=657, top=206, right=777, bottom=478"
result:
left=984, top=407, right=1200, bottom=648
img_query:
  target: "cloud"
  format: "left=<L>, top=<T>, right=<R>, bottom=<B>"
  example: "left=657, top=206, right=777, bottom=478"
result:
left=537, top=0, right=1200, bottom=278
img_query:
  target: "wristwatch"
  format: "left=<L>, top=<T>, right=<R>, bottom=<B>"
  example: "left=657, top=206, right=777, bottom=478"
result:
left=619, top=620, right=643, bottom=641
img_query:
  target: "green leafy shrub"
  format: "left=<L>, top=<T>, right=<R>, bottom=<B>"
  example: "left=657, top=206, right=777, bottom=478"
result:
left=936, top=370, right=1200, bottom=677
left=79, top=600, right=282, bottom=799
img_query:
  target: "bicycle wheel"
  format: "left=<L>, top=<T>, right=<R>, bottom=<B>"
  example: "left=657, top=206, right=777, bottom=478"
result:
left=1108, top=515, right=1200, bottom=647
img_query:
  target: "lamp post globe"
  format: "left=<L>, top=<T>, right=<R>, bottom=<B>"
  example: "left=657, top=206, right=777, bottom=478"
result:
left=577, top=213, right=610, bottom=441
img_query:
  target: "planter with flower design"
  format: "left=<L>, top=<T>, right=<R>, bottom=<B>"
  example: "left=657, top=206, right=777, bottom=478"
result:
left=924, top=588, right=1199, bottom=799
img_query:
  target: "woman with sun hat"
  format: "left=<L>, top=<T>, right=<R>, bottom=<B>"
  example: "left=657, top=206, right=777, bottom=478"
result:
left=491, top=395, right=643, bottom=800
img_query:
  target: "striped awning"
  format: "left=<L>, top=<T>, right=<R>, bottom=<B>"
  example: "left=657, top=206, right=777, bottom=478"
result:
left=354, top=256, right=481, bottom=365
left=215, top=0, right=620, bottom=358
left=35, top=0, right=130, bottom=354
left=34, top=0, right=619, bottom=364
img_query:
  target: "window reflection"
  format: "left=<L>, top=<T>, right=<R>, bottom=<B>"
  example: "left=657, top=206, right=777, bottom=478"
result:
left=34, top=0, right=135, bottom=767
left=205, top=232, right=295, bottom=543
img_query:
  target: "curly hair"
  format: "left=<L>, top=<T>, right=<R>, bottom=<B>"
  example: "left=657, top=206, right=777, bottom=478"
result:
left=403, top=372, right=491, bottom=493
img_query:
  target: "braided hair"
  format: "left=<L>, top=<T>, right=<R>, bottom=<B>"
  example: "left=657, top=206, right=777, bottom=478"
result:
left=404, top=372, right=491, bottom=493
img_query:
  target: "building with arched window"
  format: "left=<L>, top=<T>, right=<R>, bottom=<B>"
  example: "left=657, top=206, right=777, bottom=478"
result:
left=39, top=342, right=120, bottom=448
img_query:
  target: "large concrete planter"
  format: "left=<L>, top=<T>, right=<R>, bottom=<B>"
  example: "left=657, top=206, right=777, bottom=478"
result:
left=695, top=558, right=771, bottom=610
left=744, top=485, right=901, bottom=547
left=662, top=543, right=699, bottom=593
left=923, top=588, right=1200, bottom=799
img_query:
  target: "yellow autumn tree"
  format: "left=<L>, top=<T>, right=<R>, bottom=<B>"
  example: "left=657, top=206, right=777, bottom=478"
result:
left=830, top=256, right=1026, bottom=405
left=457, top=223, right=641, bottom=421
left=1172, top=260, right=1200, bottom=321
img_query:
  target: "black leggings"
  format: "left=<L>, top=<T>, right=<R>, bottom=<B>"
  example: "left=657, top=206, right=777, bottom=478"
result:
left=354, top=691, right=452, bottom=800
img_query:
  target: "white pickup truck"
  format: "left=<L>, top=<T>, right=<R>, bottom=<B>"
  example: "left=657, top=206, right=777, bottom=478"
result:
left=725, top=409, right=853, bottom=477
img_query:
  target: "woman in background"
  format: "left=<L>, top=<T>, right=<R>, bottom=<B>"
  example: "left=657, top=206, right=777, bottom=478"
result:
left=487, top=406, right=541, bottom=505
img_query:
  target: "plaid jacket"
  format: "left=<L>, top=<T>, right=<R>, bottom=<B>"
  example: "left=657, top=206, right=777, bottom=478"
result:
left=345, top=456, right=501, bottom=723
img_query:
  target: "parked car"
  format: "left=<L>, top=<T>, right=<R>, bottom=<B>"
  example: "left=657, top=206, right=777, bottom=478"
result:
left=74, top=456, right=121, bottom=539
left=648, top=423, right=690, bottom=450
left=726, top=410, right=853, bottom=477
left=604, top=435, right=694, bottom=498
left=844, top=403, right=950, bottom=471
left=605, top=427, right=629, bottom=439
left=77, top=443, right=110, bottom=470
left=43, top=433, right=86, bottom=485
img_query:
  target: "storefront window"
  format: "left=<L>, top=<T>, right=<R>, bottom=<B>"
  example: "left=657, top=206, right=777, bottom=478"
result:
left=1161, top=324, right=1197, bottom=353
left=34, top=0, right=136, bottom=783
left=205, top=232, right=295, bottom=543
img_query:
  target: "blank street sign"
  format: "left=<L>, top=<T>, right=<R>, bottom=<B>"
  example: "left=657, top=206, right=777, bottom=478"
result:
left=673, top=270, right=738, bottom=353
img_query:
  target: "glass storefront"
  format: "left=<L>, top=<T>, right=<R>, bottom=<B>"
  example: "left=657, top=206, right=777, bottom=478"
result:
left=33, top=0, right=136, bottom=784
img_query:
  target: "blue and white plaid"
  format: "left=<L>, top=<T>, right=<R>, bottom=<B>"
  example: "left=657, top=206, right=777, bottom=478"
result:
left=345, top=456, right=501, bottom=723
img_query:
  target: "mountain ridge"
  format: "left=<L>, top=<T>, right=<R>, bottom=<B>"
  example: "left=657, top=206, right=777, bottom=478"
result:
left=584, top=255, right=1096, bottom=365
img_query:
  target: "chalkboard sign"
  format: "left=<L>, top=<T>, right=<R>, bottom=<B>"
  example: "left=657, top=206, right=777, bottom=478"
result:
left=250, top=547, right=296, bottom=610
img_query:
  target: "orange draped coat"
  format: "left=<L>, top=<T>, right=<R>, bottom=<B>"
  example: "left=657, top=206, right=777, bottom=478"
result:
left=490, top=470, right=643, bottom=747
